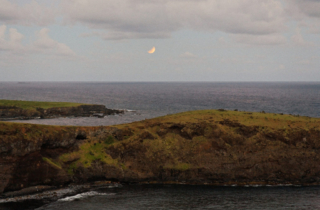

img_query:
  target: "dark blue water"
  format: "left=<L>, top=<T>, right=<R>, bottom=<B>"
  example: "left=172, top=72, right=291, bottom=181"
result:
left=0, top=82, right=319, bottom=126
left=1, top=82, right=320, bottom=209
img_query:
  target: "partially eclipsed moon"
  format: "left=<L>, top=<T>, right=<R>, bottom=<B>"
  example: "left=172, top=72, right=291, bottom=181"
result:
left=148, top=47, right=155, bottom=54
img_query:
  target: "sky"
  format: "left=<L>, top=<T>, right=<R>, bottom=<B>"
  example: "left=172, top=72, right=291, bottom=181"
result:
left=0, top=0, right=319, bottom=82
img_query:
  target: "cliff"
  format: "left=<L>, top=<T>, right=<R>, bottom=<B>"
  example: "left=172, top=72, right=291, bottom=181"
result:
left=1, top=109, right=320, bottom=196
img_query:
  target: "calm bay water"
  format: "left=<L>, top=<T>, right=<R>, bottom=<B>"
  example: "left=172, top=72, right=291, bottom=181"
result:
left=1, top=82, right=320, bottom=209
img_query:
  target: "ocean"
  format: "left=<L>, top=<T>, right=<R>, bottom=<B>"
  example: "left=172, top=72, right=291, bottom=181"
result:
left=1, top=82, right=320, bottom=209
left=0, top=82, right=319, bottom=126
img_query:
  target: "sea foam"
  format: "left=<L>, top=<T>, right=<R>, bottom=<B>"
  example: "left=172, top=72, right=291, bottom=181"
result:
left=58, top=191, right=115, bottom=202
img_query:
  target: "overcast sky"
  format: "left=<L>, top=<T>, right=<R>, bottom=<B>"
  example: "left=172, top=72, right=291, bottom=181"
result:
left=0, top=0, right=319, bottom=81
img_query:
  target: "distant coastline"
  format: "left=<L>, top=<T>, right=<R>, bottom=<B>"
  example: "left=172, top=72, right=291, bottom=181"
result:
left=0, top=99, right=123, bottom=120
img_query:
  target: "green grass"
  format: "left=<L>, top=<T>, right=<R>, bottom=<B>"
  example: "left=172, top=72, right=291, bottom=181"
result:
left=0, top=99, right=87, bottom=110
left=2, top=108, right=320, bottom=177
left=42, top=157, right=62, bottom=170
left=60, top=140, right=119, bottom=170
left=104, top=136, right=115, bottom=145
left=149, top=109, right=320, bottom=130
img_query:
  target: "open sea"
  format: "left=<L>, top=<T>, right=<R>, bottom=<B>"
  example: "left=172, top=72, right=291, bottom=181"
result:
left=0, top=82, right=319, bottom=126
left=1, top=82, right=320, bottom=209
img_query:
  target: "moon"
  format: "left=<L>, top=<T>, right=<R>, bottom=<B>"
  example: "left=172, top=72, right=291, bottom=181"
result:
left=148, top=47, right=155, bottom=54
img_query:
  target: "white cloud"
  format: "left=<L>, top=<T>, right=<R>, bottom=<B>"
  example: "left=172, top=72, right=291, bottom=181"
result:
left=0, top=25, right=24, bottom=52
left=0, top=25, right=76, bottom=62
left=33, top=28, right=76, bottom=56
left=9, top=28, right=24, bottom=43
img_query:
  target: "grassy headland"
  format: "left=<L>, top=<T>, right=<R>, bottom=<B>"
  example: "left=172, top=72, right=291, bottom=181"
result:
left=60, top=110, right=320, bottom=173
left=1, top=109, right=320, bottom=194
left=0, top=99, right=86, bottom=110
left=0, top=99, right=121, bottom=120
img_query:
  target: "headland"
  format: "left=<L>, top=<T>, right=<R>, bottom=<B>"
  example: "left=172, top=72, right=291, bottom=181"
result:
left=1, top=108, right=320, bottom=198
left=0, top=99, right=123, bottom=120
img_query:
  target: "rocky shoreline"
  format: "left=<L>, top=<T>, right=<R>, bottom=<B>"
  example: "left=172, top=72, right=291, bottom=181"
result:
left=0, top=181, right=312, bottom=206
left=0, top=104, right=123, bottom=120
left=1, top=109, right=320, bottom=200
left=0, top=181, right=121, bottom=200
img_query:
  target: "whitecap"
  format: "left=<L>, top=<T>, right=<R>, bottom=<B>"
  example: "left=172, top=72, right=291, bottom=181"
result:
left=58, top=191, right=115, bottom=202
left=126, top=109, right=136, bottom=112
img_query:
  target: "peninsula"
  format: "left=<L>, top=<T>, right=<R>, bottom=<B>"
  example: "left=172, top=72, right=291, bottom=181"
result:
left=0, top=99, right=123, bottom=120
left=1, top=109, right=320, bottom=197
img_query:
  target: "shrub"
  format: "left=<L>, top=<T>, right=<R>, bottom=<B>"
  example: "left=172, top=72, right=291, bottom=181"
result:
left=104, top=135, right=115, bottom=145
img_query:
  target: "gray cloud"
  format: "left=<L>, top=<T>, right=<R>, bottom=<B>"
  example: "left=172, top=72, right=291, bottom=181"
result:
left=285, top=0, right=320, bottom=34
left=81, top=31, right=171, bottom=40
left=62, top=0, right=287, bottom=40
left=2, top=0, right=319, bottom=44
left=0, top=0, right=56, bottom=26
left=286, top=0, right=320, bottom=19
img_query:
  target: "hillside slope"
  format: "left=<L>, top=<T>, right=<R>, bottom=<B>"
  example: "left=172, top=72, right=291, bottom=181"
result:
left=1, top=109, right=320, bottom=195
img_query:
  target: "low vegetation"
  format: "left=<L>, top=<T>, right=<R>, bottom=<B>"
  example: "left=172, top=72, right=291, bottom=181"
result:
left=2, top=109, right=320, bottom=187
left=0, top=99, right=86, bottom=110
left=42, top=157, right=62, bottom=170
left=51, top=109, right=320, bottom=177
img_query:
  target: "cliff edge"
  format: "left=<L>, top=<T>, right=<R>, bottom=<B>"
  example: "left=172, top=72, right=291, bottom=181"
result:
left=1, top=109, right=320, bottom=196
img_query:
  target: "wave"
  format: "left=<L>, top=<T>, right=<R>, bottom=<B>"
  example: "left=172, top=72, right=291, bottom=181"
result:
left=58, top=191, right=115, bottom=202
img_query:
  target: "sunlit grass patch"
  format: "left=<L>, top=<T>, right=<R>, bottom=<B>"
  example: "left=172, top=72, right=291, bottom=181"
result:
left=149, top=109, right=320, bottom=130
left=60, top=140, right=119, bottom=173
left=104, top=135, right=115, bottom=145
left=42, top=157, right=62, bottom=170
